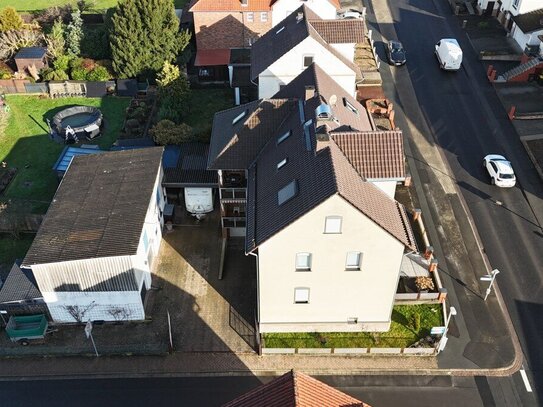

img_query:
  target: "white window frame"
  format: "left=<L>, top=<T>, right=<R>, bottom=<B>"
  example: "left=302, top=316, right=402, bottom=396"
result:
left=324, top=216, right=342, bottom=234
left=277, top=130, right=291, bottom=144
left=260, top=12, right=268, bottom=22
left=246, top=12, right=254, bottom=22
left=345, top=251, right=362, bottom=271
left=295, top=253, right=312, bottom=271
left=303, top=55, right=314, bottom=68
left=294, top=287, right=310, bottom=304
left=512, top=0, right=519, bottom=9
left=232, top=110, right=247, bottom=125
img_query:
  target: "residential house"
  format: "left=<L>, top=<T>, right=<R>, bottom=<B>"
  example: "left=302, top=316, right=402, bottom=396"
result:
left=251, top=5, right=365, bottom=98
left=222, top=370, right=371, bottom=407
left=21, top=148, right=165, bottom=323
left=189, top=0, right=340, bottom=82
left=208, top=63, right=416, bottom=333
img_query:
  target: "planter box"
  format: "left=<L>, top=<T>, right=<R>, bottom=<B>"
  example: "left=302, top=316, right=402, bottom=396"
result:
left=403, top=347, right=436, bottom=355
left=261, top=348, right=295, bottom=354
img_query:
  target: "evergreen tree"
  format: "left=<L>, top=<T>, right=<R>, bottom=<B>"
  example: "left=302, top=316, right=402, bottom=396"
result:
left=66, top=10, right=83, bottom=55
left=110, top=0, right=191, bottom=78
left=45, top=18, right=66, bottom=59
left=0, top=7, right=23, bottom=32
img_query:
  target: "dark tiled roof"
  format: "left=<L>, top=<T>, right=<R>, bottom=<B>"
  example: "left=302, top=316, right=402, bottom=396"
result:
left=163, top=143, right=218, bottom=186
left=14, top=47, right=46, bottom=59
left=251, top=5, right=362, bottom=80
left=23, top=148, right=164, bottom=266
left=208, top=99, right=295, bottom=170
left=222, top=370, right=370, bottom=407
left=512, top=8, right=543, bottom=33
left=331, top=131, right=406, bottom=180
left=0, top=263, right=42, bottom=303
left=274, top=63, right=372, bottom=132
left=309, top=19, right=365, bottom=43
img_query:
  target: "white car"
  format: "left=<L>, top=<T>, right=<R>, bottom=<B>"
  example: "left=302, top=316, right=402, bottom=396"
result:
left=483, top=154, right=516, bottom=187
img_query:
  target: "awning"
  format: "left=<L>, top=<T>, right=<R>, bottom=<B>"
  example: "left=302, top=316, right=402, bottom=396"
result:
left=194, top=49, right=231, bottom=66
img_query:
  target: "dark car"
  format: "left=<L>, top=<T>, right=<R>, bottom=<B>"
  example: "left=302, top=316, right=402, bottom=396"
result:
left=387, top=40, right=406, bottom=66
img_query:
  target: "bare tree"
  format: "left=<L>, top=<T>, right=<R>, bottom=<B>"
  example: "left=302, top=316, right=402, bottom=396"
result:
left=106, top=306, right=132, bottom=321
left=63, top=301, right=96, bottom=323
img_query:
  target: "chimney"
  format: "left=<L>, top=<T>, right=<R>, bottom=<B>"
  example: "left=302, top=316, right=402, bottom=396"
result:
left=240, top=0, right=248, bottom=6
left=296, top=12, right=303, bottom=22
left=304, top=85, right=315, bottom=101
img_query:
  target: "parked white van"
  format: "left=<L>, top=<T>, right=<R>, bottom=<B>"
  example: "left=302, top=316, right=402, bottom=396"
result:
left=435, top=39, right=462, bottom=71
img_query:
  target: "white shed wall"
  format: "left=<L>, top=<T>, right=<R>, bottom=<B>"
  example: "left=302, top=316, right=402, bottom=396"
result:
left=257, top=195, right=405, bottom=333
left=369, top=180, right=398, bottom=198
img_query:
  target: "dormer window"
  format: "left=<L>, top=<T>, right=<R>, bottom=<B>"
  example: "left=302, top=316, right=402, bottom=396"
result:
left=232, top=110, right=247, bottom=125
left=303, top=55, right=314, bottom=68
left=277, top=130, right=291, bottom=144
left=278, top=180, right=298, bottom=205
left=343, top=98, right=359, bottom=115
left=240, top=0, right=248, bottom=7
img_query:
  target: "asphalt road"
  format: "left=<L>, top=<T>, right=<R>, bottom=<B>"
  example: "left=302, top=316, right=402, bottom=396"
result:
left=0, top=375, right=510, bottom=407
left=364, top=0, right=543, bottom=404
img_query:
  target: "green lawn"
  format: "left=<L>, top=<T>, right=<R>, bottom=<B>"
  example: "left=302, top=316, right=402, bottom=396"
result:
left=185, top=88, right=234, bottom=140
left=262, top=304, right=443, bottom=349
left=1, top=95, right=130, bottom=203
left=5, top=0, right=189, bottom=12
left=0, top=234, right=35, bottom=267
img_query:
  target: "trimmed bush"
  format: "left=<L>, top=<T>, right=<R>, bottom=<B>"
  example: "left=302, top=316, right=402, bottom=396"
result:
left=0, top=7, right=24, bottom=32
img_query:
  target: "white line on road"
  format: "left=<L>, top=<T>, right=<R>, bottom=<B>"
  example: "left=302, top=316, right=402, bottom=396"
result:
left=520, top=369, right=533, bottom=392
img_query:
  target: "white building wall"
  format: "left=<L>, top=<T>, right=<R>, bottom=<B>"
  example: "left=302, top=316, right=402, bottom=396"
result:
left=330, top=43, right=356, bottom=61
left=369, top=180, right=397, bottom=198
left=257, top=195, right=405, bottom=333
left=258, top=37, right=356, bottom=98
left=43, top=290, right=144, bottom=322
left=271, top=0, right=337, bottom=26
left=511, top=25, right=543, bottom=50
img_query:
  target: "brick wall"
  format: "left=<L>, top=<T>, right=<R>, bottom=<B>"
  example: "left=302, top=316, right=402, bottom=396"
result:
left=194, top=11, right=272, bottom=50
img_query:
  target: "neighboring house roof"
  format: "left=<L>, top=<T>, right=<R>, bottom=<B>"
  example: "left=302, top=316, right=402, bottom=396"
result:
left=331, top=131, right=406, bottom=180
left=512, top=8, right=543, bottom=33
left=222, top=370, right=370, bottom=407
left=208, top=99, right=296, bottom=169
left=14, top=47, right=46, bottom=59
left=308, top=19, right=365, bottom=43
left=194, top=49, right=232, bottom=67
left=190, top=0, right=340, bottom=12
left=250, top=5, right=362, bottom=80
left=0, top=262, right=42, bottom=303
left=163, top=143, right=218, bottom=186
left=246, top=105, right=415, bottom=252
left=274, top=63, right=372, bottom=132
left=23, top=148, right=164, bottom=266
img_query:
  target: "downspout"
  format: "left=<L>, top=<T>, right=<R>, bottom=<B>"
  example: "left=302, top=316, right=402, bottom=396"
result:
left=247, top=250, right=261, bottom=354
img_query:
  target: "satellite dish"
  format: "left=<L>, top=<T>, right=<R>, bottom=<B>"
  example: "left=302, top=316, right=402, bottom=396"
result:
left=329, top=94, right=337, bottom=106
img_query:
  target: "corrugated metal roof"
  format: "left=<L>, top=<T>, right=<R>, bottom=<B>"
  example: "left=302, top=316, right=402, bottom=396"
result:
left=15, top=47, right=46, bottom=60
left=163, top=143, right=218, bottom=186
left=52, top=146, right=103, bottom=173
left=222, top=370, right=370, bottom=407
left=23, top=148, right=164, bottom=266
left=32, top=257, right=138, bottom=292
left=0, top=263, right=42, bottom=303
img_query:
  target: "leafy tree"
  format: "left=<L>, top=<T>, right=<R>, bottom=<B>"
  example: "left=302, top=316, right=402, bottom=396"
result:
left=0, top=8, right=23, bottom=32
left=150, top=120, right=195, bottom=145
left=45, top=18, right=66, bottom=59
left=0, top=30, right=43, bottom=60
left=52, top=54, right=73, bottom=72
left=156, top=61, right=179, bottom=88
left=41, top=67, right=69, bottom=81
left=156, top=61, right=191, bottom=123
left=109, top=0, right=191, bottom=78
left=66, top=10, right=83, bottom=55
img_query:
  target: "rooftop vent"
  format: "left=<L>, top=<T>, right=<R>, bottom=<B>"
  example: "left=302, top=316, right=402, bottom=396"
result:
left=315, top=103, right=332, bottom=120
left=296, top=12, right=304, bottom=23
left=240, top=0, right=248, bottom=6
left=329, top=94, right=337, bottom=106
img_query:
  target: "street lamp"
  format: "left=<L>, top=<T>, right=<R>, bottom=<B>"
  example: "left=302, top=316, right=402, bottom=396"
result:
left=438, top=306, right=457, bottom=354
left=480, top=269, right=500, bottom=301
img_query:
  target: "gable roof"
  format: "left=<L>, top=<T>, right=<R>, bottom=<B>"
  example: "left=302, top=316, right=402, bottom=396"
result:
left=274, top=63, right=372, bottom=132
left=308, top=19, right=365, bottom=43
left=23, top=148, right=164, bottom=266
left=190, top=0, right=340, bottom=12
left=512, top=8, right=543, bottom=33
left=208, top=99, right=296, bottom=169
left=331, top=131, right=406, bottom=180
left=222, top=370, right=370, bottom=407
left=0, top=263, right=42, bottom=303
left=250, top=5, right=362, bottom=80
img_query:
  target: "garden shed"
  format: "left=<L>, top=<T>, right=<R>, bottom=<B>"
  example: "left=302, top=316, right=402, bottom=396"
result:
left=0, top=262, right=47, bottom=318
left=14, top=47, right=48, bottom=73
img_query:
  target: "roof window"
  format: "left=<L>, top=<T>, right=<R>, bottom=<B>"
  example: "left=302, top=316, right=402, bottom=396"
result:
left=232, top=110, right=248, bottom=125
left=277, top=130, right=291, bottom=144
left=276, top=26, right=285, bottom=34
left=277, top=158, right=288, bottom=170
left=343, top=98, right=359, bottom=115
left=278, top=180, right=298, bottom=205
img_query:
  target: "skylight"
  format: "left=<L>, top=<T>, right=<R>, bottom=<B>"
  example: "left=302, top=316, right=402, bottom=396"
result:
left=343, top=98, right=358, bottom=115
left=278, top=180, right=298, bottom=205
left=276, top=26, right=285, bottom=34
left=277, top=130, right=291, bottom=144
left=277, top=158, right=288, bottom=170
left=232, top=110, right=247, bottom=125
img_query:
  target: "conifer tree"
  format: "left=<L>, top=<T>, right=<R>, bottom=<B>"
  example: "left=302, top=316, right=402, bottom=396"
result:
left=0, top=7, right=23, bottom=32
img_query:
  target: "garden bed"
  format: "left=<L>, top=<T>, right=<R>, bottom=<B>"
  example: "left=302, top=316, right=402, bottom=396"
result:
left=262, top=304, right=442, bottom=349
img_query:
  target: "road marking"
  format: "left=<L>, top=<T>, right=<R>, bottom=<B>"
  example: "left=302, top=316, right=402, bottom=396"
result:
left=520, top=369, right=533, bottom=392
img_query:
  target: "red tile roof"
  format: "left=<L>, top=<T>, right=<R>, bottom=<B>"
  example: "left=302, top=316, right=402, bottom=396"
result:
left=190, top=0, right=272, bottom=12
left=310, top=19, right=366, bottom=43
left=194, top=49, right=231, bottom=66
left=222, top=370, right=370, bottom=407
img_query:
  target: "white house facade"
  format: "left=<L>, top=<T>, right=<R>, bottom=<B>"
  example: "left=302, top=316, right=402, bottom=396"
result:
left=258, top=195, right=405, bottom=333
left=271, top=0, right=338, bottom=26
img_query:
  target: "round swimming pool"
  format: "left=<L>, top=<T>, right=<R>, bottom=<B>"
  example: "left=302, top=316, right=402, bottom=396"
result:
left=52, top=106, right=103, bottom=141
